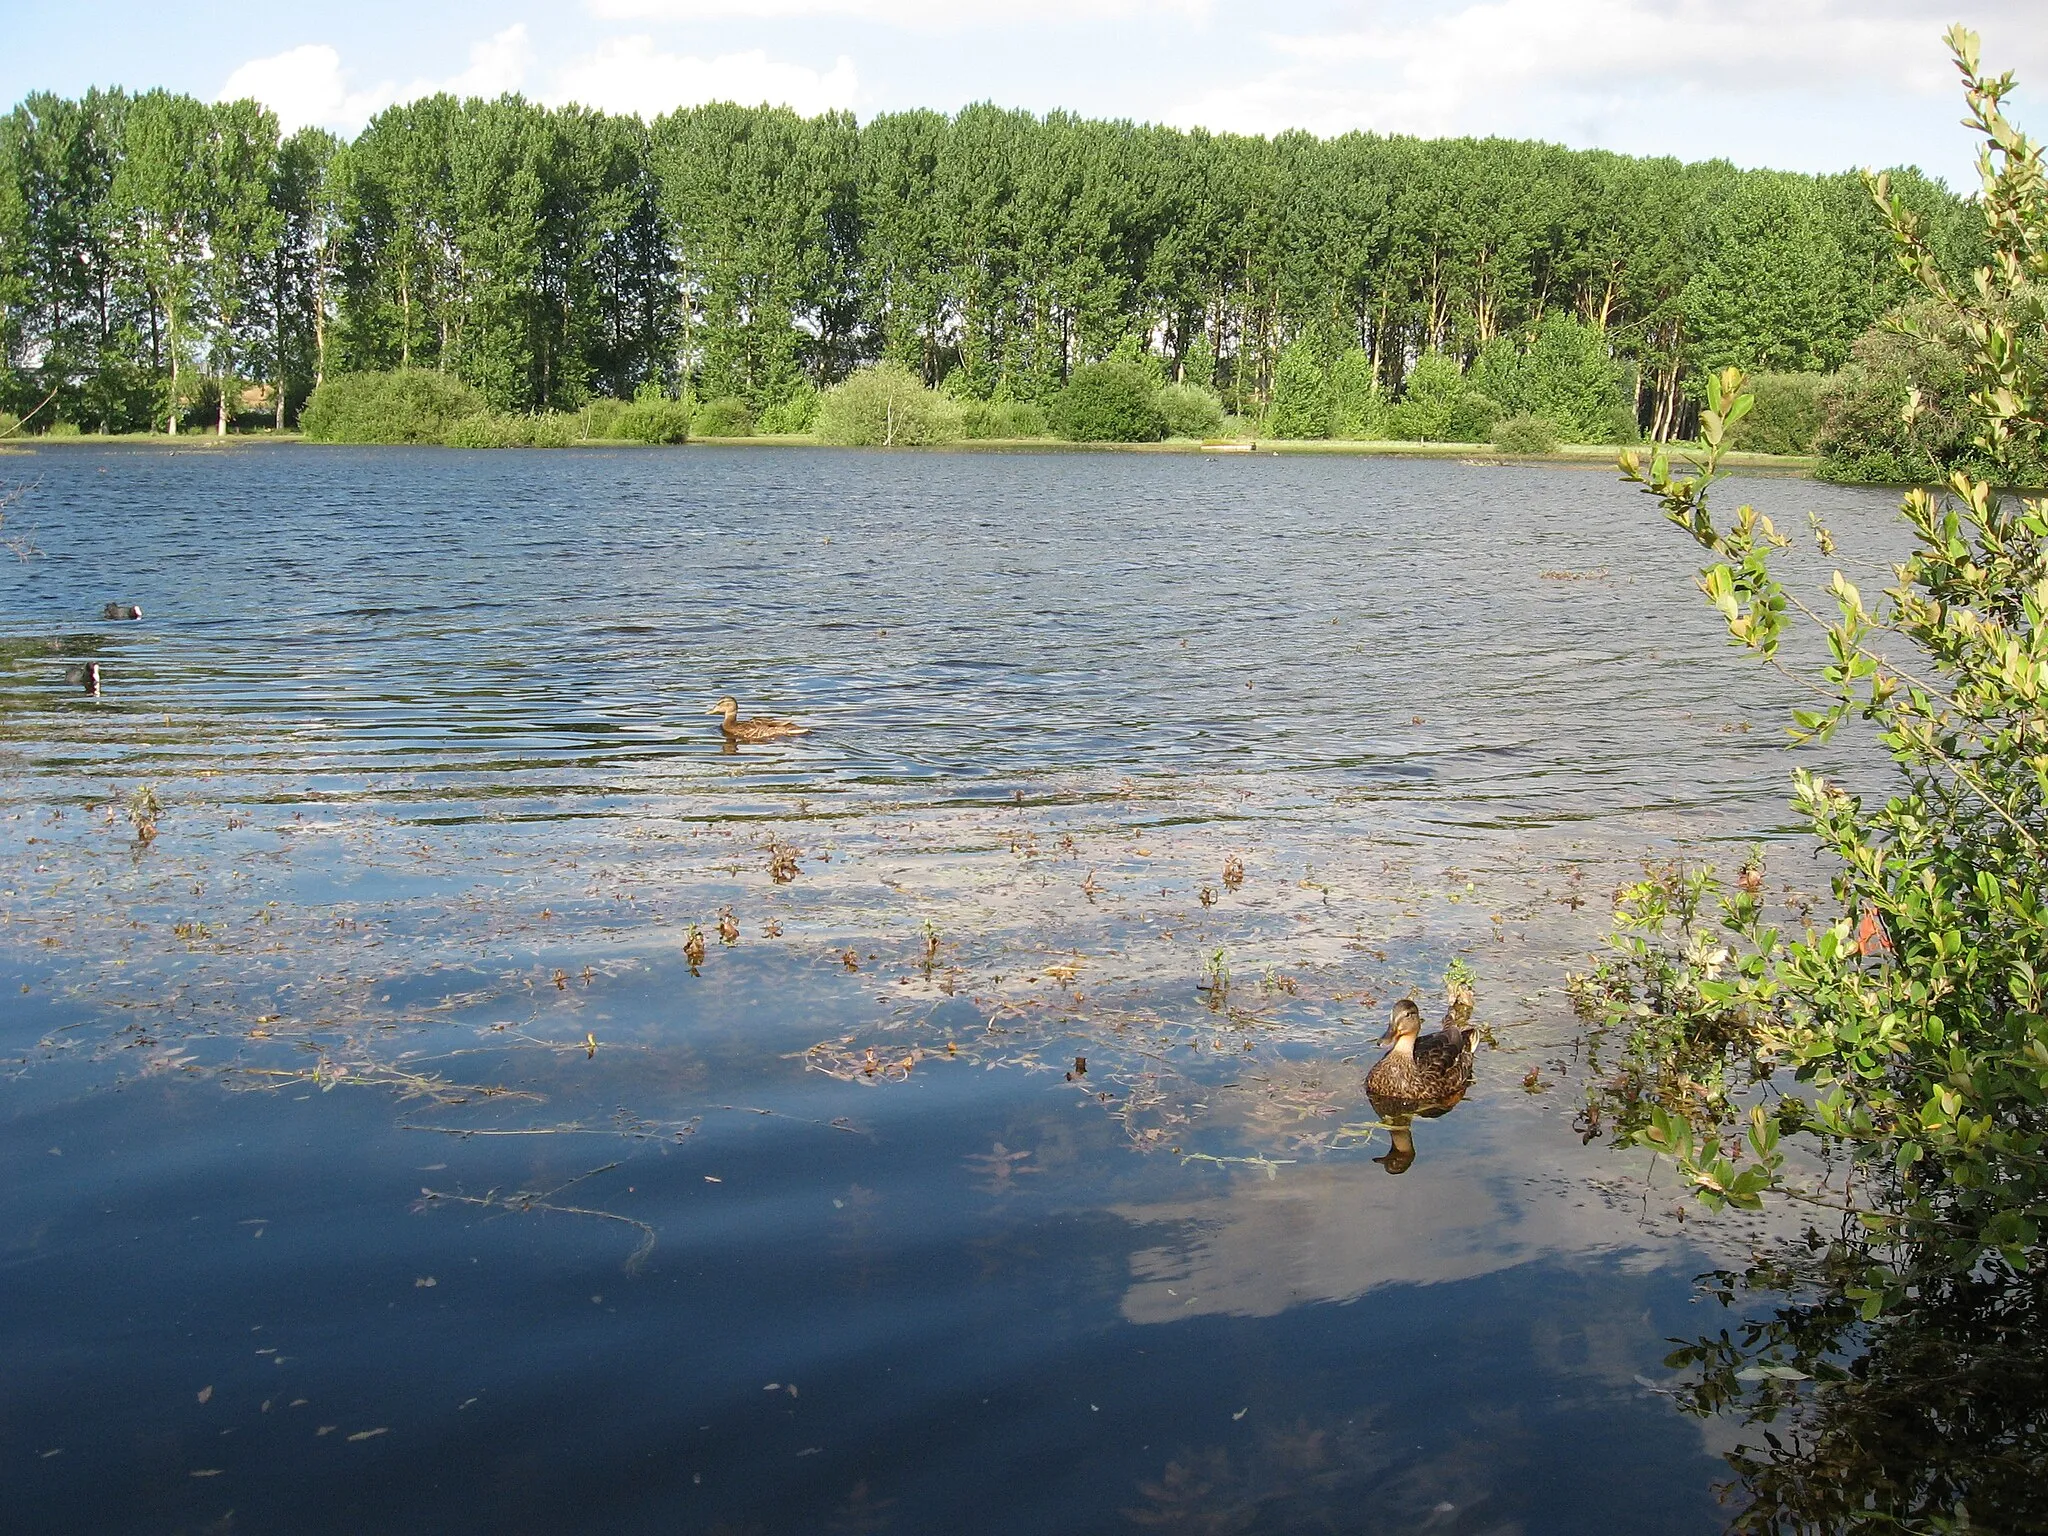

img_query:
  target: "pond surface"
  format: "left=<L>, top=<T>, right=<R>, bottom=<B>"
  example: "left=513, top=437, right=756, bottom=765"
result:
left=0, top=444, right=1902, bottom=1534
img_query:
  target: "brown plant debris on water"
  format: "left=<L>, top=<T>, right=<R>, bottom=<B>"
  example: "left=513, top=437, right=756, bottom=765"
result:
left=1, top=752, right=1676, bottom=1215
left=415, top=1161, right=656, bottom=1273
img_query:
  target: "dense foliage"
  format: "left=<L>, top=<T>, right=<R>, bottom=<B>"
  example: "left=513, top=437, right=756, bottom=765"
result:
left=1154, top=382, right=1225, bottom=440
left=584, top=390, right=691, bottom=443
left=1730, top=370, right=1827, bottom=456
left=0, top=83, right=1979, bottom=438
left=1049, top=361, right=1166, bottom=442
left=690, top=395, right=754, bottom=438
left=1811, top=301, right=2047, bottom=486
left=813, top=362, right=962, bottom=446
left=299, top=367, right=483, bottom=444
left=1490, top=413, right=1558, bottom=453
left=958, top=398, right=1050, bottom=440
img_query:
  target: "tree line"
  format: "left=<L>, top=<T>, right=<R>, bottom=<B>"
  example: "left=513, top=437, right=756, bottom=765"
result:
left=0, top=85, right=1983, bottom=437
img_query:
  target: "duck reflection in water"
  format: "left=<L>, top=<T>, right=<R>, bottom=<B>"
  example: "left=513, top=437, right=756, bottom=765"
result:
left=1365, top=989, right=1477, bottom=1175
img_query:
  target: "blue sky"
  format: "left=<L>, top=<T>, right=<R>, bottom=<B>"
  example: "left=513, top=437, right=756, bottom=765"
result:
left=7, top=1, right=2041, bottom=186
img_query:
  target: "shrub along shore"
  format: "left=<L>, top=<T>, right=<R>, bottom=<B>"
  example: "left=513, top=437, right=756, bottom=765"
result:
left=247, top=359, right=1818, bottom=469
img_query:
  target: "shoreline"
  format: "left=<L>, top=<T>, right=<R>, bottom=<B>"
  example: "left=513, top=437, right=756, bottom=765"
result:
left=6, top=431, right=1819, bottom=474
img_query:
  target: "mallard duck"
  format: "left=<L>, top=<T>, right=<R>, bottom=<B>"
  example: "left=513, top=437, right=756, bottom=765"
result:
left=102, top=603, right=142, bottom=621
left=705, top=696, right=808, bottom=742
left=1365, top=996, right=1475, bottom=1106
left=64, top=661, right=101, bottom=694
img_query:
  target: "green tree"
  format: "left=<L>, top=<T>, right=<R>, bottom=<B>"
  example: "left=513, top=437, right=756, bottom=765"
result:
left=1268, top=336, right=1331, bottom=438
left=814, top=360, right=962, bottom=445
left=265, top=126, right=341, bottom=427
left=112, top=90, right=211, bottom=431
left=1329, top=348, right=1383, bottom=439
left=198, top=98, right=281, bottom=434
left=1384, top=351, right=1466, bottom=440
left=1684, top=172, right=1846, bottom=375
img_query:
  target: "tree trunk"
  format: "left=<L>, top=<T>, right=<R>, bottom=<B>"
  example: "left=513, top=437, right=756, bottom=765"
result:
left=314, top=259, right=328, bottom=387
left=275, top=267, right=287, bottom=431
left=219, top=364, right=229, bottom=438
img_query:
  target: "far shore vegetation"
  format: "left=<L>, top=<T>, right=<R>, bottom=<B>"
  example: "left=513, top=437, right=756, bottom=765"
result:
left=0, top=68, right=2019, bottom=481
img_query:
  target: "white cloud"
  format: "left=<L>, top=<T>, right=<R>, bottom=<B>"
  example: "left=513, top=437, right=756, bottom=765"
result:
left=422, top=23, right=534, bottom=101
left=218, top=43, right=390, bottom=136
left=1167, top=0, right=2046, bottom=171
left=587, top=0, right=1208, bottom=26
left=220, top=25, right=535, bottom=135
left=550, top=37, right=859, bottom=116
left=224, top=27, right=856, bottom=133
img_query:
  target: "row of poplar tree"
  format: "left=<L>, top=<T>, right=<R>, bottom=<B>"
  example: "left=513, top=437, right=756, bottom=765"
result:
left=0, top=85, right=1979, bottom=436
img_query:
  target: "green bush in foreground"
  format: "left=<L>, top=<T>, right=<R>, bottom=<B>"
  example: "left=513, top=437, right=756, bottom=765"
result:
left=301, top=369, right=486, bottom=445
left=1447, top=391, right=1503, bottom=443
left=691, top=397, right=755, bottom=438
left=1491, top=413, right=1559, bottom=454
left=1583, top=32, right=2048, bottom=1303
left=1731, top=370, right=1827, bottom=455
left=1155, top=383, right=1226, bottom=440
left=1050, top=362, right=1165, bottom=442
left=814, top=364, right=964, bottom=446
left=581, top=399, right=627, bottom=439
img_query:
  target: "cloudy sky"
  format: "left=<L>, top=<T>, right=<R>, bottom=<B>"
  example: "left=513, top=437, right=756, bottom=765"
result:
left=7, top=1, right=2041, bottom=186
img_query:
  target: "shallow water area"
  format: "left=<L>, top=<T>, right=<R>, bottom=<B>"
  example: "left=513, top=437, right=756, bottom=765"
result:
left=2, top=444, right=1904, bottom=1533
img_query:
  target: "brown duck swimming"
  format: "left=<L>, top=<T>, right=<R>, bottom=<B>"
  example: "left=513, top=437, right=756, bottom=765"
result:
left=102, top=603, right=142, bottom=621
left=705, top=696, right=809, bottom=743
left=1364, top=994, right=1476, bottom=1107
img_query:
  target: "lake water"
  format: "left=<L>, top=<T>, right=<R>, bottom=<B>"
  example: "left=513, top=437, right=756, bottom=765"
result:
left=0, top=443, right=1902, bottom=1534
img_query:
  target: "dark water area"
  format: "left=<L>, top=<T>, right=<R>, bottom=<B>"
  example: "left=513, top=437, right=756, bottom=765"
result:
left=0, top=443, right=1906, bottom=1534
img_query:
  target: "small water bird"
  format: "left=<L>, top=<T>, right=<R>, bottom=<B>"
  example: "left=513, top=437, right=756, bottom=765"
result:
left=64, top=661, right=101, bottom=694
left=1365, top=996, right=1476, bottom=1106
left=705, top=696, right=808, bottom=743
left=102, top=603, right=142, bottom=621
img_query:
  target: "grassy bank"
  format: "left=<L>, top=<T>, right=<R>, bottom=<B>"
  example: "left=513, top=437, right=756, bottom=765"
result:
left=11, top=429, right=1818, bottom=474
